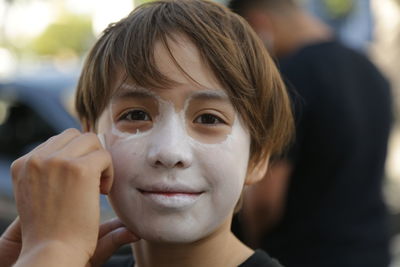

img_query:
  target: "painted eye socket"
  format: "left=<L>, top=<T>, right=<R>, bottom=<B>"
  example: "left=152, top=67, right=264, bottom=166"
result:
left=119, top=109, right=152, bottom=121
left=194, top=114, right=225, bottom=125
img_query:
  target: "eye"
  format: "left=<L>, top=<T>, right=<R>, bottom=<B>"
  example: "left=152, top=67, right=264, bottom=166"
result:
left=194, top=114, right=225, bottom=125
left=119, top=109, right=151, bottom=121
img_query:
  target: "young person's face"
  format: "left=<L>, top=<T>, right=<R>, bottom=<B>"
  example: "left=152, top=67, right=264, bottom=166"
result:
left=97, top=34, right=251, bottom=243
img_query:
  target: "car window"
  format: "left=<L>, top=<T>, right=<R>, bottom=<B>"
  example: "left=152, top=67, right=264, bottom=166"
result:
left=0, top=100, right=56, bottom=159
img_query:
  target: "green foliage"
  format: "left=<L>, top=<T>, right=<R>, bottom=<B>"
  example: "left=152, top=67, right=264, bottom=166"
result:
left=135, top=0, right=155, bottom=5
left=323, top=0, right=355, bottom=19
left=29, top=13, right=94, bottom=56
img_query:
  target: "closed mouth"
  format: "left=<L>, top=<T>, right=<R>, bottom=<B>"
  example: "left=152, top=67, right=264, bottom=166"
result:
left=136, top=185, right=204, bottom=209
left=138, top=189, right=203, bottom=196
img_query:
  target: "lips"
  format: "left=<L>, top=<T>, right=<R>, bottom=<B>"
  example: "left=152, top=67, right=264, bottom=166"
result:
left=137, top=184, right=204, bottom=195
left=137, top=185, right=204, bottom=209
left=139, top=189, right=202, bottom=196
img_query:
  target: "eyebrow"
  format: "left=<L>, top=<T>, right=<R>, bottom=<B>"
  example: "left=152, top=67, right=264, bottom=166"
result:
left=112, top=84, right=156, bottom=100
left=112, top=84, right=229, bottom=103
left=189, top=90, right=229, bottom=102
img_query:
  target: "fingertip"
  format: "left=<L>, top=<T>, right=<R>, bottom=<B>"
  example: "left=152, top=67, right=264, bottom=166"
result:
left=121, top=228, right=141, bottom=242
left=126, top=229, right=140, bottom=240
left=90, top=226, right=139, bottom=266
left=100, top=152, right=114, bottom=195
left=100, top=176, right=113, bottom=194
left=108, top=227, right=139, bottom=247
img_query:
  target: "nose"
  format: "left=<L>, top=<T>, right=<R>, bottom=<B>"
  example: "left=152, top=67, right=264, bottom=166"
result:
left=146, top=115, right=192, bottom=169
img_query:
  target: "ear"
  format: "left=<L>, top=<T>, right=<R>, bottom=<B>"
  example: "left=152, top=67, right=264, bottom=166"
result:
left=245, top=155, right=270, bottom=185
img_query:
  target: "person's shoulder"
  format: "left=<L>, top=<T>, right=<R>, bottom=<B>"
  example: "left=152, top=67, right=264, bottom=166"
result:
left=282, top=39, right=360, bottom=64
left=302, top=40, right=372, bottom=66
left=239, top=249, right=283, bottom=267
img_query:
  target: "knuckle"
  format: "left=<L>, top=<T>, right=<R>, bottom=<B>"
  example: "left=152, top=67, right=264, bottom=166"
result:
left=84, top=132, right=97, bottom=139
left=67, top=164, right=84, bottom=177
left=10, top=158, right=22, bottom=182
left=46, top=134, right=57, bottom=143
left=60, top=158, right=86, bottom=177
left=47, top=156, right=70, bottom=169
left=25, top=154, right=43, bottom=171
left=64, top=128, right=81, bottom=136
left=11, top=153, right=44, bottom=185
left=11, top=158, right=22, bottom=172
left=101, top=149, right=112, bottom=161
left=46, top=155, right=64, bottom=168
left=83, top=132, right=101, bottom=148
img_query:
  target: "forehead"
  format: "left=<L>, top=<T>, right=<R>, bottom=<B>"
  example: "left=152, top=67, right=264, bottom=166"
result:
left=158, top=33, right=224, bottom=90
left=153, top=34, right=218, bottom=86
left=109, top=34, right=229, bottom=105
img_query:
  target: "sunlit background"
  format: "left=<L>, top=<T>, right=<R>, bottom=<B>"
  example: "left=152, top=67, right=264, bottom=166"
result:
left=0, top=0, right=400, bottom=264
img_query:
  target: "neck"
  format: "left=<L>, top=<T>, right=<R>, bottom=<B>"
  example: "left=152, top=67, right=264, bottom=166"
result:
left=271, top=10, right=333, bottom=57
left=132, top=217, right=252, bottom=267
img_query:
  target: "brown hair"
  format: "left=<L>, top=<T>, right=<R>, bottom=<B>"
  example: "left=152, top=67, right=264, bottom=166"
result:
left=75, top=0, right=293, bottom=167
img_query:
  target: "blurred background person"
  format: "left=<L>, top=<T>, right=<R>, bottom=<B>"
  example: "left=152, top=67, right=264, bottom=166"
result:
left=228, top=0, right=393, bottom=266
left=305, top=0, right=373, bottom=52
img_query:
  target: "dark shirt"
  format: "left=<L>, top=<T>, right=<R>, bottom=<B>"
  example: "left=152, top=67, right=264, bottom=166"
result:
left=102, top=249, right=282, bottom=267
left=263, top=40, right=392, bottom=267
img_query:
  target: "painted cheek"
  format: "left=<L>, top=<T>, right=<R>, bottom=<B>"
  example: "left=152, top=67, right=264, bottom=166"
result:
left=190, top=117, right=251, bottom=221
left=192, top=116, right=250, bottom=184
left=183, top=97, right=233, bottom=145
left=105, top=134, right=150, bottom=234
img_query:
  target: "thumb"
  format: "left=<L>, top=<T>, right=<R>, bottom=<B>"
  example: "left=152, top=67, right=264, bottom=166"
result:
left=89, top=227, right=140, bottom=267
left=0, top=217, right=22, bottom=267
left=1, top=217, right=21, bottom=242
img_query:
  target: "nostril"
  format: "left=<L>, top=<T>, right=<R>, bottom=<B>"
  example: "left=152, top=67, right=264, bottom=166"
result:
left=154, top=160, right=163, bottom=167
left=150, top=158, right=189, bottom=169
left=147, top=146, right=192, bottom=169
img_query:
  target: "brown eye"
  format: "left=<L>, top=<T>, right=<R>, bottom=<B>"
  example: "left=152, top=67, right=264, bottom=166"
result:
left=194, top=114, right=225, bottom=125
left=120, top=110, right=151, bottom=121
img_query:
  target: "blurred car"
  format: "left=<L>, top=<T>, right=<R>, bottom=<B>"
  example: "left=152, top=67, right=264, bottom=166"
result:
left=0, top=71, right=115, bottom=234
left=0, top=71, right=80, bottom=232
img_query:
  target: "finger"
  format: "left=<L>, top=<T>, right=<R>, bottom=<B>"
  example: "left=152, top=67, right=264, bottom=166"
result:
left=90, top=227, right=139, bottom=267
left=56, top=132, right=103, bottom=158
left=10, top=129, right=82, bottom=182
left=37, top=128, right=82, bottom=155
left=98, top=218, right=125, bottom=239
left=78, top=149, right=114, bottom=194
left=1, top=217, right=21, bottom=243
left=0, top=218, right=22, bottom=267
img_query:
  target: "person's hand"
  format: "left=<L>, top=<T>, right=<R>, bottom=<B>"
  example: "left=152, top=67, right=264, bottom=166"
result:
left=0, top=217, right=139, bottom=267
left=87, top=218, right=140, bottom=267
left=11, top=128, right=115, bottom=266
left=0, top=217, right=21, bottom=267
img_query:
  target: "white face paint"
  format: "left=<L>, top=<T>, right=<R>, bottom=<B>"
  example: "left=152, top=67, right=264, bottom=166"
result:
left=97, top=35, right=251, bottom=243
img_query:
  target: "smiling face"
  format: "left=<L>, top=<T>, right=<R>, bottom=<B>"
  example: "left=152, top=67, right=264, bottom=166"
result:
left=97, top=34, right=251, bottom=243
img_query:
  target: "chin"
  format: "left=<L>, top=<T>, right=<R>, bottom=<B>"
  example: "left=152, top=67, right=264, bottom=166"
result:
left=132, top=219, right=211, bottom=244
left=140, top=231, right=202, bottom=243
